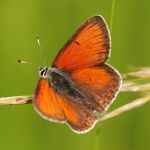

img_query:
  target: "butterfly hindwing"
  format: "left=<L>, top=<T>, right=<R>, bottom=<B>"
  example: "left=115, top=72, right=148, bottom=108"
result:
left=71, top=64, right=121, bottom=112
left=52, top=16, right=110, bottom=72
left=58, top=96, right=97, bottom=133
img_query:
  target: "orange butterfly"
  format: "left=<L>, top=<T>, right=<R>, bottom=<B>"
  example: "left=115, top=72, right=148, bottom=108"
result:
left=33, top=16, right=121, bottom=134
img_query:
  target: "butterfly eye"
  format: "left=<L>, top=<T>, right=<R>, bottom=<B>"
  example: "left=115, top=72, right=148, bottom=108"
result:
left=41, top=70, right=46, bottom=76
left=39, top=67, right=48, bottom=77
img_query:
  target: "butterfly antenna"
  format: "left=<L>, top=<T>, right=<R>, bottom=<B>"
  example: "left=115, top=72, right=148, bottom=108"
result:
left=36, top=35, right=46, bottom=66
left=17, top=59, right=40, bottom=69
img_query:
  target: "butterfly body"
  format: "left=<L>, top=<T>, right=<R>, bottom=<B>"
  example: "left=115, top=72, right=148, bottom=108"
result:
left=47, top=68, right=76, bottom=93
left=39, top=67, right=94, bottom=109
left=33, top=16, right=122, bottom=133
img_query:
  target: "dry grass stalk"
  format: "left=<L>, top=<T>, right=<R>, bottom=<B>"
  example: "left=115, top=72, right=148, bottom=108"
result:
left=0, top=67, right=149, bottom=121
left=99, top=95, right=150, bottom=122
left=0, top=95, right=32, bottom=105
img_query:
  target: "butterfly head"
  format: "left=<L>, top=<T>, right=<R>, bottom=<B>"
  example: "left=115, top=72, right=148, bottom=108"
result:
left=39, top=67, right=48, bottom=77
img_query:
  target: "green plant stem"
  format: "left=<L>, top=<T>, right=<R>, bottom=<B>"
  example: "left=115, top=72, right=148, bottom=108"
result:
left=110, top=0, right=116, bottom=33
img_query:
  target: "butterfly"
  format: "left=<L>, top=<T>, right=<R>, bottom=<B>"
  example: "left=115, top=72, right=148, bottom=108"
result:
left=33, top=16, right=121, bottom=134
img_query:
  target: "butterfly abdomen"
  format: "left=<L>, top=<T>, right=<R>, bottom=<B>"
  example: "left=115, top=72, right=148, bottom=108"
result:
left=47, top=69, right=82, bottom=96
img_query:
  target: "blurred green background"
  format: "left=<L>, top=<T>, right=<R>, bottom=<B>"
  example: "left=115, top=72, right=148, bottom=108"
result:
left=0, top=0, right=150, bottom=150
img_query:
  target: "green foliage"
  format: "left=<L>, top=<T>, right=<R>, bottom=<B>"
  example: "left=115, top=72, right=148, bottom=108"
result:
left=0, top=0, right=150, bottom=150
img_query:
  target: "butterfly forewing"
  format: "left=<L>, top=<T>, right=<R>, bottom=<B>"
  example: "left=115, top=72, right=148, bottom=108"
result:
left=52, top=16, right=110, bottom=72
left=34, top=78, right=97, bottom=133
left=34, top=78, right=66, bottom=122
